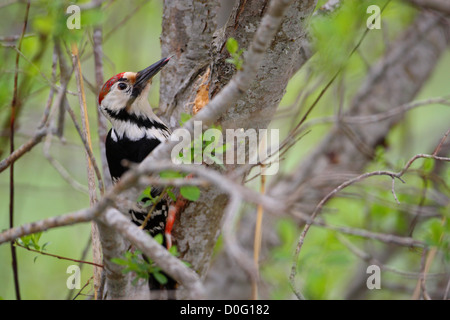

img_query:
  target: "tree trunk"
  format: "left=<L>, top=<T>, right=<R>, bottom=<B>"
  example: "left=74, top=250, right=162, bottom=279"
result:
left=158, top=0, right=317, bottom=281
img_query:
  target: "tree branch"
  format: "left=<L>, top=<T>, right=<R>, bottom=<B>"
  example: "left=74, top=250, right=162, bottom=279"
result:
left=0, top=128, right=48, bottom=173
left=96, top=208, right=204, bottom=299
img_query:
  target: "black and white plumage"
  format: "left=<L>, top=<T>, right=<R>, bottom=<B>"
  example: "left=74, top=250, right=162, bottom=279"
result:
left=98, top=57, right=171, bottom=236
left=99, top=57, right=179, bottom=297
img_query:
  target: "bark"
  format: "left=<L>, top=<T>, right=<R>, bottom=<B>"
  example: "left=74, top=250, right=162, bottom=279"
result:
left=160, top=0, right=220, bottom=127
left=209, top=0, right=315, bottom=131
left=97, top=211, right=130, bottom=300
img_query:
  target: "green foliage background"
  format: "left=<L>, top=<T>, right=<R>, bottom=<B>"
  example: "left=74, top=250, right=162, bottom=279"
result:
left=0, top=0, right=449, bottom=299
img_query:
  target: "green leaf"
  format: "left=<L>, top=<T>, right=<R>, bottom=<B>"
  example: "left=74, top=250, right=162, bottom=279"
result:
left=153, top=271, right=168, bottom=285
left=226, top=37, right=239, bottom=54
left=180, top=186, right=201, bottom=201
left=138, top=186, right=153, bottom=203
left=154, top=233, right=164, bottom=245
left=180, top=113, right=192, bottom=126
left=160, top=170, right=184, bottom=179
left=183, top=260, right=192, bottom=268
left=17, top=232, right=45, bottom=251
left=33, top=232, right=42, bottom=244
left=111, top=258, right=129, bottom=266
left=41, top=242, right=50, bottom=252
left=169, top=245, right=179, bottom=257
left=167, top=189, right=177, bottom=202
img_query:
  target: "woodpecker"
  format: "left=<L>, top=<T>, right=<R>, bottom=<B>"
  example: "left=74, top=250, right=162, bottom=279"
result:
left=98, top=57, right=171, bottom=237
left=99, top=57, right=179, bottom=296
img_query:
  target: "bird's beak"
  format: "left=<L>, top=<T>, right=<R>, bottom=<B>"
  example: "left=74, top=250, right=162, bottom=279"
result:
left=134, top=56, right=171, bottom=90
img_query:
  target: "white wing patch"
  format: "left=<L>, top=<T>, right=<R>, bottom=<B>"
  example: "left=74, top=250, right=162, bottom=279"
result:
left=111, top=129, right=118, bottom=142
left=111, top=119, right=170, bottom=141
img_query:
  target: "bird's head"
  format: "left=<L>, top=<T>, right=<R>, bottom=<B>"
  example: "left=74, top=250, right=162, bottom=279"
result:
left=98, top=57, right=171, bottom=141
left=98, top=56, right=171, bottom=120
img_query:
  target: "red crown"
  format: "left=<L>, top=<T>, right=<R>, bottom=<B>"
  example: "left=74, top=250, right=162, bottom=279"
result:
left=98, top=72, right=125, bottom=105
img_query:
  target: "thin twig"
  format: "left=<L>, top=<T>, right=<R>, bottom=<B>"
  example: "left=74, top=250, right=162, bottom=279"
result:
left=38, top=45, right=58, bottom=128
left=0, top=128, right=48, bottom=173
left=72, top=276, right=95, bottom=300
left=72, top=42, right=100, bottom=204
left=288, top=97, right=450, bottom=130
left=9, top=45, right=77, bottom=96
left=412, top=216, right=447, bottom=300
left=9, top=0, right=30, bottom=301
left=15, top=243, right=103, bottom=268
left=72, top=41, right=103, bottom=300
left=53, top=39, right=72, bottom=138
left=252, top=166, right=265, bottom=300
left=66, top=236, right=93, bottom=300
left=291, top=211, right=426, bottom=248
left=92, top=26, right=112, bottom=189
left=433, top=128, right=450, bottom=156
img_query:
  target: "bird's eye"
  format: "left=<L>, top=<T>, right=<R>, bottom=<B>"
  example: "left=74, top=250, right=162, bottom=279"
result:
left=118, top=82, right=127, bottom=90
